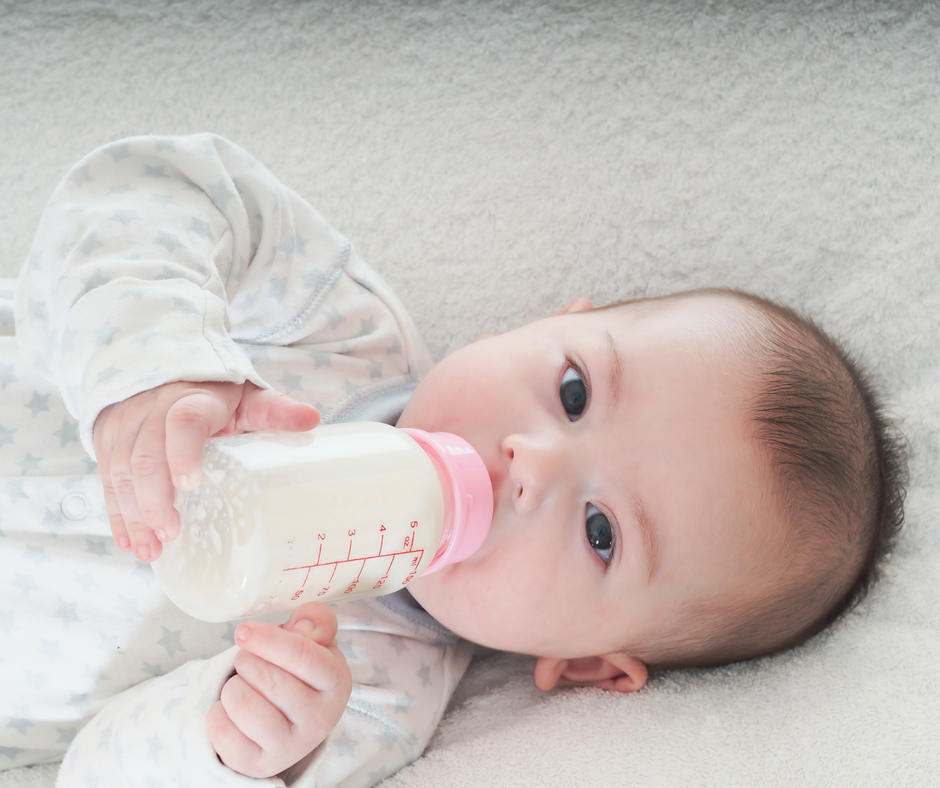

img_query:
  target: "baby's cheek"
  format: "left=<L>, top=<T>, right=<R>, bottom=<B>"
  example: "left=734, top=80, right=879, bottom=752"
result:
left=456, top=551, right=565, bottom=648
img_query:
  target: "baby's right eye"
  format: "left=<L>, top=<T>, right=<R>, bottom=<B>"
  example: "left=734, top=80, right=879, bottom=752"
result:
left=560, top=365, right=588, bottom=421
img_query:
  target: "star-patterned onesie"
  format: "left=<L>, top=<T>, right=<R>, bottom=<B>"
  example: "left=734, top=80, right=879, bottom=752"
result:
left=0, top=135, right=474, bottom=787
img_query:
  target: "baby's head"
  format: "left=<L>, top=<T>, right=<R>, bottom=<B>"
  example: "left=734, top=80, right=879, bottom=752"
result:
left=399, top=289, right=906, bottom=691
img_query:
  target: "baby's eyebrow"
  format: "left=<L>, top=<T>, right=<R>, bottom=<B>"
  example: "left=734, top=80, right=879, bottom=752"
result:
left=601, top=329, right=661, bottom=582
left=604, top=329, right=623, bottom=417
left=631, top=494, right=661, bottom=584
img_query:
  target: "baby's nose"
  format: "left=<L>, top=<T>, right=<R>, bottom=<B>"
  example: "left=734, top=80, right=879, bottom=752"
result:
left=502, top=434, right=566, bottom=513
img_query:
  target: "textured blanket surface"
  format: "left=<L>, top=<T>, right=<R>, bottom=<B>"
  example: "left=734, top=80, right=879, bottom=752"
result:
left=2, top=1, right=938, bottom=786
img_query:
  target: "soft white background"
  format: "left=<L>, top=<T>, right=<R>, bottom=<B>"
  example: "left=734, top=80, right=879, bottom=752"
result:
left=2, top=1, right=938, bottom=785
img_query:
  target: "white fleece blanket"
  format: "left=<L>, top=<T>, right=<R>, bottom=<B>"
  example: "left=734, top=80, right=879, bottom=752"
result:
left=2, top=1, right=938, bottom=786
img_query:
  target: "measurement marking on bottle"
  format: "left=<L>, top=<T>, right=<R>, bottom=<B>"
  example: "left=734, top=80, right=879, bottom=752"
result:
left=284, top=544, right=428, bottom=601
left=281, top=520, right=427, bottom=599
left=283, top=547, right=426, bottom=573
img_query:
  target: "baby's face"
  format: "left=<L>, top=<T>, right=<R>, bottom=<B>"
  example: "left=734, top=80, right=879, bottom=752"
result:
left=399, top=294, right=780, bottom=662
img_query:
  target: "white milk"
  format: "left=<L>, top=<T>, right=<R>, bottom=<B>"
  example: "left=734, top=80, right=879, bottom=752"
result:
left=152, top=422, right=492, bottom=622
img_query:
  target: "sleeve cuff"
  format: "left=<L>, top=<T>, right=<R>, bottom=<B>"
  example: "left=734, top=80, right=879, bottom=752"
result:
left=62, top=280, right=270, bottom=460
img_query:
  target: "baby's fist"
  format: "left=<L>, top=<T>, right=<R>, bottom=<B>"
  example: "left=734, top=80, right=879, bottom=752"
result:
left=206, top=603, right=351, bottom=778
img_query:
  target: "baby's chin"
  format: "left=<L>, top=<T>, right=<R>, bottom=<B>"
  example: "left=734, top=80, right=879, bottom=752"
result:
left=406, top=566, right=478, bottom=634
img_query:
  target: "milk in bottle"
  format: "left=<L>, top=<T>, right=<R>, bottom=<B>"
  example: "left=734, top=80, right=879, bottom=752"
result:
left=152, top=422, right=493, bottom=622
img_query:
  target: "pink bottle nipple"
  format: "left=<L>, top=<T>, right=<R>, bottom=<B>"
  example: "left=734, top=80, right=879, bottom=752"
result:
left=399, top=429, right=493, bottom=574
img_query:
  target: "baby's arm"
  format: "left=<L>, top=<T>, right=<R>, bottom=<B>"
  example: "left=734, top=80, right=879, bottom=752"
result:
left=17, top=134, right=428, bottom=557
left=56, top=598, right=471, bottom=787
left=207, top=603, right=352, bottom=778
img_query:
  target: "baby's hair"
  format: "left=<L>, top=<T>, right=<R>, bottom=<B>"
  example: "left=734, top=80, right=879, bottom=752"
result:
left=602, top=289, right=908, bottom=670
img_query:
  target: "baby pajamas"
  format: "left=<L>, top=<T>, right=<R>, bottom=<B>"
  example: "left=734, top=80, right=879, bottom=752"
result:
left=0, top=135, right=472, bottom=786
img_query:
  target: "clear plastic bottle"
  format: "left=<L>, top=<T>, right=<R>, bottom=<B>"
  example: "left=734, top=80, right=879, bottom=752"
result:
left=152, top=422, right=493, bottom=622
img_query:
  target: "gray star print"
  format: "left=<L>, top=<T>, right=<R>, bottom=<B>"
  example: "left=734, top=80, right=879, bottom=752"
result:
left=0, top=611, right=15, bottom=635
left=53, top=419, right=80, bottom=447
left=146, top=732, right=164, bottom=760
left=416, top=662, right=432, bottom=688
left=12, top=574, right=40, bottom=597
left=96, top=363, right=122, bottom=386
left=333, top=730, right=359, bottom=758
left=370, top=665, right=392, bottom=685
left=76, top=232, right=106, bottom=256
left=147, top=193, right=176, bottom=208
left=68, top=165, right=94, bottom=186
left=279, top=370, right=303, bottom=394
left=85, top=538, right=111, bottom=557
left=26, top=393, right=50, bottom=416
left=54, top=600, right=81, bottom=629
left=325, top=306, right=345, bottom=330
left=170, top=296, right=200, bottom=317
left=23, top=545, right=51, bottom=565
left=154, top=231, right=184, bottom=254
left=0, top=361, right=14, bottom=388
left=94, top=320, right=120, bottom=345
left=206, top=180, right=236, bottom=209
left=157, top=627, right=184, bottom=657
left=189, top=217, right=213, bottom=239
left=105, top=142, right=133, bottom=162
left=110, top=209, right=142, bottom=226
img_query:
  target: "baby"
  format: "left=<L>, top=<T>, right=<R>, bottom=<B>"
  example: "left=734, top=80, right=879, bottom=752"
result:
left=1, top=134, right=905, bottom=785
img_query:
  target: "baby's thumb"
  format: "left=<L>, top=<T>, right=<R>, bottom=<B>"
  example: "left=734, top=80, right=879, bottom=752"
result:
left=165, top=388, right=241, bottom=490
left=237, top=386, right=321, bottom=433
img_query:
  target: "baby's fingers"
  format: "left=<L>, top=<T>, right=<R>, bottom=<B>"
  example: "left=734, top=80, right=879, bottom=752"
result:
left=104, top=421, right=164, bottom=562
left=234, top=384, right=320, bottom=434
left=205, top=698, right=266, bottom=777
left=164, top=387, right=240, bottom=493
left=234, top=615, right=344, bottom=693
left=128, top=414, right=180, bottom=545
left=98, top=456, right=132, bottom=554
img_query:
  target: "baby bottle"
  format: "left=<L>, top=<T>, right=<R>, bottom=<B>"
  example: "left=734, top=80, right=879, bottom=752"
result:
left=152, top=422, right=493, bottom=622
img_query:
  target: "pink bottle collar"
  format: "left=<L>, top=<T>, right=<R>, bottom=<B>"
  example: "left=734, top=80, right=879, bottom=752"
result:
left=399, top=428, right=493, bottom=574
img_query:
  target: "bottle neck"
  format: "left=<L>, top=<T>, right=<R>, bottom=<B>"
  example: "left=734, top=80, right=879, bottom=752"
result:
left=421, top=446, right=457, bottom=553
left=399, top=427, right=493, bottom=574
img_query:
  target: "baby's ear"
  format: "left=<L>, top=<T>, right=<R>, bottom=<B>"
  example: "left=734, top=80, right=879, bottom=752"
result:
left=555, top=296, right=593, bottom=315
left=533, top=653, right=647, bottom=693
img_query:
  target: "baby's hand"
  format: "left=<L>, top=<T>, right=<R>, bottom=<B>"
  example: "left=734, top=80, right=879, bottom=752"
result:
left=93, top=380, right=319, bottom=561
left=206, top=603, right=352, bottom=779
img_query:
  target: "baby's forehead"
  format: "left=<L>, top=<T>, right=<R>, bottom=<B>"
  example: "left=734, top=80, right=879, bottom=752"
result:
left=594, top=291, right=768, bottom=359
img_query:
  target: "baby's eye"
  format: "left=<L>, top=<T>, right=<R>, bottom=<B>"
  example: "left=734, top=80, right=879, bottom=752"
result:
left=585, top=504, right=614, bottom=567
left=560, top=365, right=588, bottom=421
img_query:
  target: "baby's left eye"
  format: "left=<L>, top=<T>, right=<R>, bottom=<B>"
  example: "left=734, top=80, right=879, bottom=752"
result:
left=585, top=504, right=614, bottom=567
left=560, top=366, right=588, bottom=421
